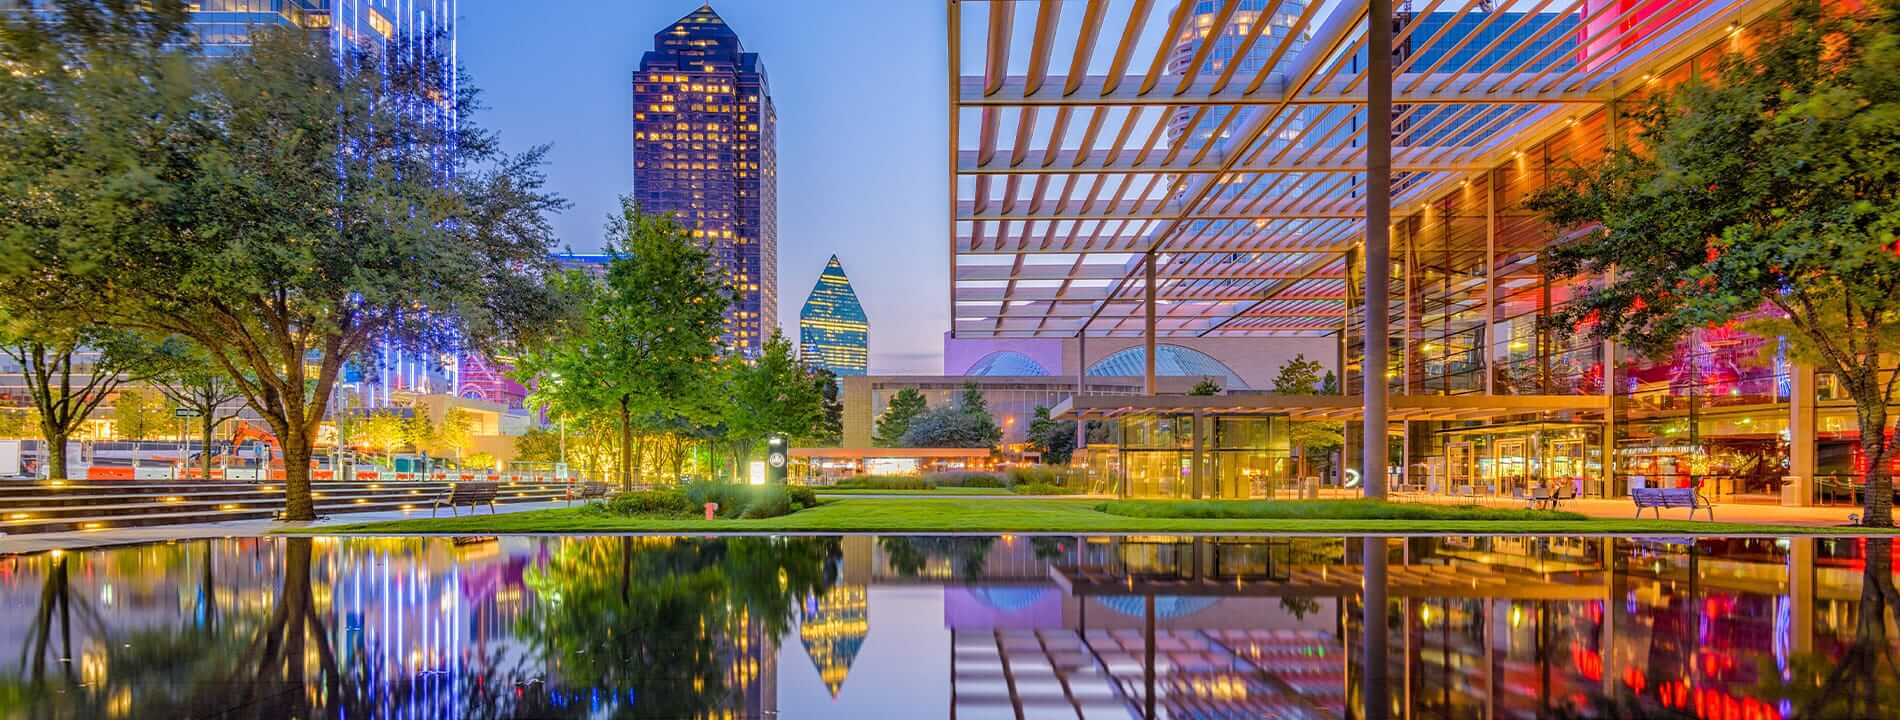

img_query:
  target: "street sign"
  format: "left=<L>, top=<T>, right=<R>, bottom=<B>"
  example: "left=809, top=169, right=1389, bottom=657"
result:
left=174, top=408, right=203, bottom=418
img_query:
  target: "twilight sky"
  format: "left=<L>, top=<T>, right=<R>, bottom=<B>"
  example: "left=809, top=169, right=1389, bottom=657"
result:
left=461, top=1, right=950, bottom=374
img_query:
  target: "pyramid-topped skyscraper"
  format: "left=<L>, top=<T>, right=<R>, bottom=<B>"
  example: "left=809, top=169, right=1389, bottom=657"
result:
left=633, top=4, right=777, bottom=358
left=798, top=255, right=869, bottom=377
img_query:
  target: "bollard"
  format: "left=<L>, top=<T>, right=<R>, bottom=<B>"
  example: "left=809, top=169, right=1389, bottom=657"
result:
left=704, top=502, right=719, bottom=520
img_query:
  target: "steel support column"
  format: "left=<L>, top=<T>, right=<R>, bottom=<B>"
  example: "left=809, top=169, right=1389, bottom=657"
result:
left=1362, top=0, right=1393, bottom=499
left=1484, top=170, right=1497, bottom=396
left=1144, top=252, right=1158, bottom=396
left=1076, top=331, right=1089, bottom=450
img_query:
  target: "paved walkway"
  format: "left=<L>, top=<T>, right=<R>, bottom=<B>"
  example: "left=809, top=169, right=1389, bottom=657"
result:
left=0, top=500, right=571, bottom=555
left=1399, top=492, right=1858, bottom=527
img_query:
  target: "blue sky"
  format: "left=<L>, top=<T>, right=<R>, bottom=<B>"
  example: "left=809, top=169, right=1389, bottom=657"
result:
left=461, top=1, right=949, bottom=373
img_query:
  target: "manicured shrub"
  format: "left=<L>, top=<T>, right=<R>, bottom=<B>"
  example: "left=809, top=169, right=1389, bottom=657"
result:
left=1011, top=482, right=1082, bottom=496
left=787, top=485, right=819, bottom=509
left=832, top=475, right=935, bottom=490
left=600, top=488, right=696, bottom=517
left=933, top=471, right=1005, bottom=488
left=682, top=481, right=818, bottom=519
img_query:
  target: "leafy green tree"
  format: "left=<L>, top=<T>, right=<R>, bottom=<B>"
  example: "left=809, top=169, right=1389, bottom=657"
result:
left=811, top=368, right=844, bottom=447
left=1526, top=0, right=1900, bottom=524
left=516, top=204, right=727, bottom=491
left=111, top=388, right=173, bottom=441
left=150, top=341, right=244, bottom=480
left=1272, top=354, right=1325, bottom=395
left=1026, top=406, right=1077, bottom=464
left=1188, top=378, right=1222, bottom=396
left=0, top=406, right=39, bottom=439
left=360, top=410, right=409, bottom=465
left=901, top=386, right=1003, bottom=450
left=1273, top=354, right=1343, bottom=481
left=512, top=426, right=563, bottom=464
left=0, top=325, right=161, bottom=478
left=873, top=388, right=927, bottom=447
left=724, top=333, right=828, bottom=467
left=0, top=11, right=564, bottom=518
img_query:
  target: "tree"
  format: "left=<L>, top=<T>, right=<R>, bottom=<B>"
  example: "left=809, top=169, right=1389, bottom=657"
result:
left=516, top=204, right=726, bottom=491
left=901, top=385, right=1003, bottom=449
left=360, top=410, right=408, bottom=464
left=724, top=334, right=828, bottom=467
left=1525, top=0, right=1900, bottom=525
left=431, top=408, right=475, bottom=461
left=0, top=325, right=161, bottom=478
left=0, top=10, right=564, bottom=518
left=810, top=369, right=844, bottom=447
left=1188, top=378, right=1222, bottom=396
left=1272, top=354, right=1325, bottom=395
left=513, top=426, right=563, bottom=464
left=1273, top=355, right=1343, bottom=482
left=111, top=388, right=172, bottom=441
left=1026, top=406, right=1077, bottom=464
left=150, top=342, right=244, bottom=480
left=873, top=388, right=928, bottom=447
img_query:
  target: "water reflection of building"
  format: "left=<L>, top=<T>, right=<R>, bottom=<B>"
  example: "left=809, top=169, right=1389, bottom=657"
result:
left=798, top=585, right=867, bottom=697
left=932, top=535, right=1871, bottom=719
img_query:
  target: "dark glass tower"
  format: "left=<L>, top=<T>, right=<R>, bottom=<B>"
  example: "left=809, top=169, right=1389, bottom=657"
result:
left=633, top=5, right=778, bottom=358
left=798, top=256, right=868, bottom=377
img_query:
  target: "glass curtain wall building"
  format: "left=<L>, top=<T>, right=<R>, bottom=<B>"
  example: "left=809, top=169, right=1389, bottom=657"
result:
left=633, top=5, right=778, bottom=359
left=798, top=255, right=869, bottom=377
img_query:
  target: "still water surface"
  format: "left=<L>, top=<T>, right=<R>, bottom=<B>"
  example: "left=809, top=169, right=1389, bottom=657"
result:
left=0, top=534, right=1895, bottom=719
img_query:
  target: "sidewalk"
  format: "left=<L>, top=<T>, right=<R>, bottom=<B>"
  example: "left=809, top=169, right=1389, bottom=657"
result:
left=0, top=500, right=571, bottom=555
left=1404, top=493, right=1858, bottom=527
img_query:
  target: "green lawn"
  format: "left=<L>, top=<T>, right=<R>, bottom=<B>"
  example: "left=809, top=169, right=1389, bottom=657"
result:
left=293, top=497, right=1871, bottom=535
left=813, top=487, right=1015, bottom=496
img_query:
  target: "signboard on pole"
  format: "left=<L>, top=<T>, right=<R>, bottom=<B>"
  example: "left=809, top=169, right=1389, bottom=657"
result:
left=174, top=408, right=203, bottom=418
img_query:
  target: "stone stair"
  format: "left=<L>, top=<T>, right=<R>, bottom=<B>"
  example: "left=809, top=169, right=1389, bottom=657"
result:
left=0, top=479, right=574, bottom=534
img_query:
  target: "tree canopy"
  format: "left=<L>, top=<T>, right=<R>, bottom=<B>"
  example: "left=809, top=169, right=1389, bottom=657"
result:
left=1527, top=0, right=1900, bottom=524
left=900, top=384, right=1003, bottom=449
left=0, top=5, right=564, bottom=517
left=873, top=388, right=928, bottom=448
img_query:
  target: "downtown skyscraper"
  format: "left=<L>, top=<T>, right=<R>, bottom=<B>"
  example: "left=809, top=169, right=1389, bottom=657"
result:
left=798, top=256, right=868, bottom=377
left=633, top=5, right=778, bottom=358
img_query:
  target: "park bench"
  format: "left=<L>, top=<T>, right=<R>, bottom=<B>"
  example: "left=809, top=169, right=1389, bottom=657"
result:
left=1630, top=487, right=1714, bottom=521
left=566, top=481, right=610, bottom=505
left=433, top=481, right=499, bottom=517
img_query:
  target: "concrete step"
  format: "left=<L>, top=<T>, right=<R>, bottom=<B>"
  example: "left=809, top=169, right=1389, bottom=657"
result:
left=0, top=488, right=570, bottom=521
left=0, top=492, right=569, bottom=535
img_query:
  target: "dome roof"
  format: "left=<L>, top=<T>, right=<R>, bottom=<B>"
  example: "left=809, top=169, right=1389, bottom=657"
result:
left=965, top=351, right=1053, bottom=377
left=1086, top=344, right=1248, bottom=390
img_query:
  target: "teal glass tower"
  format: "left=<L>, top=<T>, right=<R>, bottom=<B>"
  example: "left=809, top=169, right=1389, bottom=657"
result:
left=798, top=256, right=868, bottom=377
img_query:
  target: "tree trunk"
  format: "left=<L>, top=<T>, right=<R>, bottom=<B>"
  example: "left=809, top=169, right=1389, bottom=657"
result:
left=1857, top=397, right=1893, bottom=527
left=43, top=431, right=67, bottom=481
left=618, top=396, right=633, bottom=493
left=632, top=432, right=648, bottom=488
left=282, top=433, right=315, bottom=521
left=200, top=416, right=217, bottom=481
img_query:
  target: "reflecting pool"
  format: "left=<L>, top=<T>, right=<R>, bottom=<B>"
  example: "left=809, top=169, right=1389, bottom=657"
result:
left=0, top=534, right=1896, bottom=719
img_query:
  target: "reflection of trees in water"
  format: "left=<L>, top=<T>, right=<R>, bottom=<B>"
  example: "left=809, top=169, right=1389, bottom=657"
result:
left=879, top=536, right=998, bottom=579
left=1760, top=538, right=1900, bottom=718
left=517, top=536, right=837, bottom=718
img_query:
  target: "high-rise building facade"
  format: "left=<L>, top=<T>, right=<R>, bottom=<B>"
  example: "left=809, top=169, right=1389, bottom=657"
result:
left=633, top=5, right=777, bottom=358
left=798, top=256, right=869, bottom=377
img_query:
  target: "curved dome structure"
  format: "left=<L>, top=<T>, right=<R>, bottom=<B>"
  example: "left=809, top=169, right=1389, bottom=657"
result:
left=1093, top=596, right=1219, bottom=619
left=1086, top=344, right=1249, bottom=390
left=965, top=351, right=1053, bottom=377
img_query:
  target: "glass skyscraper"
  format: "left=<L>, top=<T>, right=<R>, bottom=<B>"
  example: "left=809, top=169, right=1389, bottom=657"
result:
left=798, top=256, right=868, bottom=377
left=633, top=5, right=778, bottom=358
